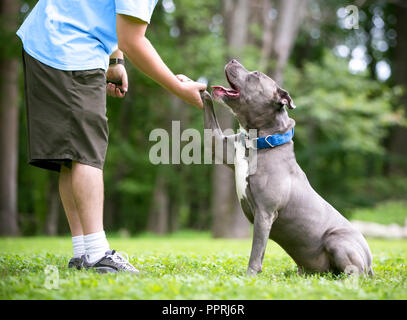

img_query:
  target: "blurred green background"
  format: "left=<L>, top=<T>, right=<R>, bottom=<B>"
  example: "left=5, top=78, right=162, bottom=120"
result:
left=1, top=0, right=406, bottom=237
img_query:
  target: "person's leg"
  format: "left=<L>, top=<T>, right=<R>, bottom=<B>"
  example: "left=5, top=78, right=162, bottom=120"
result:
left=64, top=161, right=138, bottom=273
left=59, top=165, right=83, bottom=236
left=59, top=165, right=86, bottom=262
left=59, top=163, right=108, bottom=261
left=70, top=162, right=104, bottom=234
left=70, top=161, right=109, bottom=263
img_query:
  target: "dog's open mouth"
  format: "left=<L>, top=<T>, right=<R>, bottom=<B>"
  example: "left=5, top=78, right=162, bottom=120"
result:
left=211, top=70, right=240, bottom=99
left=211, top=85, right=240, bottom=98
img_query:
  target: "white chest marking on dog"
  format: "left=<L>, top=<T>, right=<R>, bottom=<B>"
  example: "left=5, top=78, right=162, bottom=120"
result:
left=234, top=127, right=249, bottom=200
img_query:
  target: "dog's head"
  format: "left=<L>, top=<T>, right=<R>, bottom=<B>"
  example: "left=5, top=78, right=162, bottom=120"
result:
left=212, top=59, right=295, bottom=130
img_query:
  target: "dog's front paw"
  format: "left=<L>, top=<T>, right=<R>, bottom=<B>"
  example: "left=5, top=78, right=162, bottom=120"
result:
left=246, top=267, right=262, bottom=277
left=200, top=90, right=212, bottom=104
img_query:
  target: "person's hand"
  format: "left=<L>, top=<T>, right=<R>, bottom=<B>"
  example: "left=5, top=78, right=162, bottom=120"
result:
left=106, top=64, right=128, bottom=98
left=175, top=74, right=207, bottom=109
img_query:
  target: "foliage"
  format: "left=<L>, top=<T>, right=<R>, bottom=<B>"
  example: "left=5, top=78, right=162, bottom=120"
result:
left=1, top=235, right=407, bottom=299
left=349, top=201, right=407, bottom=226
left=12, top=0, right=407, bottom=234
left=284, top=51, right=406, bottom=212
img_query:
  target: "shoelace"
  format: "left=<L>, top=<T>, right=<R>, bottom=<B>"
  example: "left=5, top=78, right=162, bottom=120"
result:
left=110, top=251, right=136, bottom=271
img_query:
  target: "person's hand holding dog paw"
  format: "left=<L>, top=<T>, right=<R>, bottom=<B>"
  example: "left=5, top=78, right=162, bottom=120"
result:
left=175, top=74, right=206, bottom=109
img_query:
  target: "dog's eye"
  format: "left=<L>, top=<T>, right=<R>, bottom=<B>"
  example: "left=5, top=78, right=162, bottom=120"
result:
left=248, top=71, right=260, bottom=82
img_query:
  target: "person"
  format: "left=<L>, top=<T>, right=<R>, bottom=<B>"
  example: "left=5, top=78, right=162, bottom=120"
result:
left=17, top=0, right=206, bottom=273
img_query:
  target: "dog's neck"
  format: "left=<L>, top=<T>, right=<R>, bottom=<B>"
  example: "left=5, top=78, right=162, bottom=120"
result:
left=239, top=109, right=295, bottom=138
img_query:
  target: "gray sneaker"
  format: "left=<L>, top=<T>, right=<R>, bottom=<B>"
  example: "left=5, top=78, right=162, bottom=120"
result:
left=68, top=256, right=83, bottom=270
left=82, top=250, right=139, bottom=274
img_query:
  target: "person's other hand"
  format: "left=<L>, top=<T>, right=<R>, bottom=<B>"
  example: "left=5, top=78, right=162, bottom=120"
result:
left=106, top=64, right=128, bottom=98
left=175, top=74, right=206, bottom=109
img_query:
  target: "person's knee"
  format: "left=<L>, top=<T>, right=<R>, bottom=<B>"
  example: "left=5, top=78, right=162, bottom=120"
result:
left=72, top=161, right=103, bottom=175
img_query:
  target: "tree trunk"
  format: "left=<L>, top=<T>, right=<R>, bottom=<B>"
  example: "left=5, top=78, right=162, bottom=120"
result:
left=103, top=90, right=135, bottom=230
left=388, top=3, right=407, bottom=176
left=211, top=163, right=251, bottom=238
left=0, top=0, right=20, bottom=236
left=270, top=0, right=307, bottom=84
left=147, top=173, right=169, bottom=234
left=258, top=0, right=274, bottom=71
left=147, top=94, right=186, bottom=234
left=45, top=174, right=61, bottom=235
left=224, top=0, right=250, bottom=50
left=211, top=0, right=251, bottom=238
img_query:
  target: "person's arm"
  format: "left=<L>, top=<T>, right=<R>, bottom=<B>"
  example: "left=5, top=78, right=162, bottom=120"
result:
left=106, top=49, right=128, bottom=98
left=116, top=14, right=206, bottom=109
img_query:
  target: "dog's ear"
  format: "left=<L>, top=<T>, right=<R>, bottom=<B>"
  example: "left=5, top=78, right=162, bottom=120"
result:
left=277, top=88, right=296, bottom=110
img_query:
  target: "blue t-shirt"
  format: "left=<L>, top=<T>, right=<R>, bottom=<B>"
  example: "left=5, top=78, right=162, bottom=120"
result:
left=17, top=0, right=158, bottom=71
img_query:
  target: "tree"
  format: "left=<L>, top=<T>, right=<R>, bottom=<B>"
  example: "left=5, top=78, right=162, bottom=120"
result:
left=210, top=0, right=251, bottom=238
left=147, top=94, right=186, bottom=234
left=148, top=171, right=169, bottom=234
left=0, top=0, right=20, bottom=236
left=269, top=0, right=307, bottom=84
left=44, top=174, right=62, bottom=235
left=388, top=2, right=407, bottom=175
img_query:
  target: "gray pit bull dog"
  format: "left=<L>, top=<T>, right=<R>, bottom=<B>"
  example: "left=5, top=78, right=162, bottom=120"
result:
left=202, top=59, right=373, bottom=276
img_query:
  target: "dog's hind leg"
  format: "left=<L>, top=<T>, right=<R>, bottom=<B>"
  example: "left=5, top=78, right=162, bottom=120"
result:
left=201, top=91, right=238, bottom=169
left=325, top=241, right=366, bottom=275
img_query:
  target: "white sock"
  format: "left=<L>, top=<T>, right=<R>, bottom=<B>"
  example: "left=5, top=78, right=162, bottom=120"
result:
left=84, top=231, right=110, bottom=263
left=72, top=235, right=85, bottom=258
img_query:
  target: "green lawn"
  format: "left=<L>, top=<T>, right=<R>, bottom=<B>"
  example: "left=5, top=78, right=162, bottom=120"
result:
left=1, top=232, right=406, bottom=300
left=349, top=201, right=407, bottom=226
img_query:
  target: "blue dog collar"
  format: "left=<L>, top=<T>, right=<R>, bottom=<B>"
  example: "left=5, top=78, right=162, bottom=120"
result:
left=241, top=127, right=294, bottom=149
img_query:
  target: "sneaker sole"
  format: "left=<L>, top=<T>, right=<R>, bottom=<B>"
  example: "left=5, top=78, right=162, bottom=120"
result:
left=94, top=267, right=139, bottom=274
left=93, top=266, right=118, bottom=274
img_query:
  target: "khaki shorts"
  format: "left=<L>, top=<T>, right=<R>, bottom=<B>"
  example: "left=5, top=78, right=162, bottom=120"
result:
left=22, top=50, right=108, bottom=172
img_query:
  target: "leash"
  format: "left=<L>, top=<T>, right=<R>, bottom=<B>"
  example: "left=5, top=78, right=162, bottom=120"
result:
left=240, top=127, right=294, bottom=150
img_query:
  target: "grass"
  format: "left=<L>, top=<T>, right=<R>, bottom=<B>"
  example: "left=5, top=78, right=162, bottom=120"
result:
left=349, top=201, right=407, bottom=226
left=0, top=231, right=406, bottom=300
